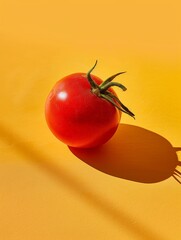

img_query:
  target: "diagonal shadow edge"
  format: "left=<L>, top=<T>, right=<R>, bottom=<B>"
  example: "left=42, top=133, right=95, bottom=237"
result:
left=0, top=121, right=167, bottom=240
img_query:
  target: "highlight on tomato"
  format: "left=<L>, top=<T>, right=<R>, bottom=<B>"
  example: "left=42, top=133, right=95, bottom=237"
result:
left=45, top=61, right=134, bottom=148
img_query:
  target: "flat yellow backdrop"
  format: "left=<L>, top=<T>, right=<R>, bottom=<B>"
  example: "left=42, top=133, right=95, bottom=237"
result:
left=0, top=1, right=181, bottom=240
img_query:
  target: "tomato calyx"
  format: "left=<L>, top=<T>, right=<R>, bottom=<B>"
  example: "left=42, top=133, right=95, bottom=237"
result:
left=87, top=61, right=135, bottom=118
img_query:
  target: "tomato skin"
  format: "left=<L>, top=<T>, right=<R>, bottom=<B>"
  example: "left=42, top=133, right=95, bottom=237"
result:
left=45, top=73, right=121, bottom=148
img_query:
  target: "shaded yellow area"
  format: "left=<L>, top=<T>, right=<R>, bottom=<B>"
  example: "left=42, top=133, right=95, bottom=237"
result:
left=0, top=1, right=181, bottom=240
left=70, top=124, right=181, bottom=183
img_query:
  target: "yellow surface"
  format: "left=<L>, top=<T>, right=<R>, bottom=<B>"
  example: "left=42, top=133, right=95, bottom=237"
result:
left=0, top=1, right=181, bottom=240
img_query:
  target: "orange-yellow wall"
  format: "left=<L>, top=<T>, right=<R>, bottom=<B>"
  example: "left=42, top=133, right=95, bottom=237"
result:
left=0, top=1, right=181, bottom=239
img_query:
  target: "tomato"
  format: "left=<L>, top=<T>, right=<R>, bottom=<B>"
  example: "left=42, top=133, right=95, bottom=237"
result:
left=45, top=61, right=134, bottom=148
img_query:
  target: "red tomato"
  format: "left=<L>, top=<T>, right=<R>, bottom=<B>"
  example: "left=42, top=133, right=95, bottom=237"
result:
left=45, top=61, right=134, bottom=148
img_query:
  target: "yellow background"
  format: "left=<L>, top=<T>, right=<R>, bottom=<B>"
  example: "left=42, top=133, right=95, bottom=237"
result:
left=0, top=1, right=181, bottom=239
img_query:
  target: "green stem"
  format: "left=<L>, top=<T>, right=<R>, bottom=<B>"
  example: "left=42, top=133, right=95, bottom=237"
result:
left=86, top=61, right=135, bottom=118
left=100, top=71, right=126, bottom=88
left=106, top=92, right=135, bottom=118
left=87, top=60, right=99, bottom=89
left=100, top=94, right=128, bottom=115
left=100, top=82, right=127, bottom=92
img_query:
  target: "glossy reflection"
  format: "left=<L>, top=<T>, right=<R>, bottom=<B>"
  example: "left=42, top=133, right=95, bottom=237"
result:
left=69, top=124, right=181, bottom=183
left=57, top=91, right=68, bottom=101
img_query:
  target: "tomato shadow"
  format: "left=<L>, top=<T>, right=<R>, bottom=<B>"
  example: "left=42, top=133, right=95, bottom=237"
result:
left=69, top=124, right=181, bottom=183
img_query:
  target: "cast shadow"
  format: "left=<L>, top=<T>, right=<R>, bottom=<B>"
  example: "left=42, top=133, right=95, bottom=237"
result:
left=69, top=124, right=181, bottom=184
